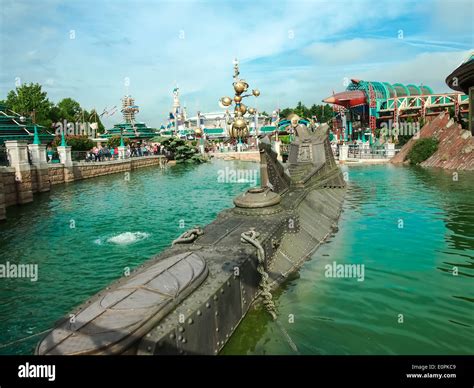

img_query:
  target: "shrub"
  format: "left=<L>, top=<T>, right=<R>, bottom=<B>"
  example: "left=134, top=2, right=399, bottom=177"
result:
left=161, top=138, right=205, bottom=163
left=52, top=135, right=94, bottom=151
left=406, top=137, right=439, bottom=165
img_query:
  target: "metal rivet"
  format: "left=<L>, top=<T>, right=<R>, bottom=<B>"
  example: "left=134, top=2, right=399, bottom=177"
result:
left=147, top=346, right=152, bottom=352
left=146, top=333, right=151, bottom=338
left=178, top=326, right=184, bottom=333
left=216, top=328, right=219, bottom=332
left=181, top=338, right=187, bottom=343
left=213, top=295, right=218, bottom=301
left=187, top=318, right=193, bottom=325
left=197, top=310, right=202, bottom=316
left=169, top=333, right=175, bottom=340
left=227, top=281, right=231, bottom=287
left=220, top=289, right=224, bottom=294
left=215, top=311, right=219, bottom=316
left=178, top=335, right=183, bottom=341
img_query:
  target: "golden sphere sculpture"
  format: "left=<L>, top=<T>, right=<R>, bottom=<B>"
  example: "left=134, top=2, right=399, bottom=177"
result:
left=233, top=80, right=248, bottom=94
left=231, top=117, right=249, bottom=139
left=219, top=60, right=260, bottom=140
left=220, top=96, right=232, bottom=107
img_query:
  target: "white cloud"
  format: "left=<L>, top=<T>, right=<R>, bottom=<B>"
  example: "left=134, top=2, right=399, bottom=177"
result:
left=1, top=0, right=471, bottom=127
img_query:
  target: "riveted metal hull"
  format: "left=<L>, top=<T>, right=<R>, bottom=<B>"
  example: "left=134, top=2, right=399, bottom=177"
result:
left=37, top=126, right=346, bottom=355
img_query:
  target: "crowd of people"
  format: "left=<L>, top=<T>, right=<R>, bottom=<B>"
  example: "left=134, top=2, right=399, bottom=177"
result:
left=84, top=142, right=164, bottom=162
left=207, top=141, right=255, bottom=153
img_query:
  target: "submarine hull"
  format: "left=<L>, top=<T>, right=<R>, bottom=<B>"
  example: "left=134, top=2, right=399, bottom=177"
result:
left=37, top=125, right=346, bottom=355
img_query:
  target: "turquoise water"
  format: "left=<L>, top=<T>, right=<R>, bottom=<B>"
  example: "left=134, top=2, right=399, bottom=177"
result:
left=0, top=160, right=258, bottom=354
left=0, top=161, right=473, bottom=355
left=223, top=164, right=474, bottom=355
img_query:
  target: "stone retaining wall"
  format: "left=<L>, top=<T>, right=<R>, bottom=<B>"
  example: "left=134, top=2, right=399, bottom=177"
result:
left=210, top=151, right=260, bottom=162
left=0, top=156, right=165, bottom=220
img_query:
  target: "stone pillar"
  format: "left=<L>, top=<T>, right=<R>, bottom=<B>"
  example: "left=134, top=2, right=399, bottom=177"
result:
left=273, top=140, right=282, bottom=161
left=385, top=142, right=396, bottom=159
left=339, top=144, right=349, bottom=162
left=4, top=140, right=33, bottom=204
left=28, top=143, right=51, bottom=192
left=57, top=146, right=72, bottom=166
left=0, top=170, right=6, bottom=220
left=118, top=146, right=127, bottom=159
left=57, top=146, right=74, bottom=182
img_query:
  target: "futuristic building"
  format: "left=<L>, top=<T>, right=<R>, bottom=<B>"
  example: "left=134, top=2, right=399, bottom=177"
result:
left=104, top=95, right=157, bottom=141
left=324, top=79, right=470, bottom=142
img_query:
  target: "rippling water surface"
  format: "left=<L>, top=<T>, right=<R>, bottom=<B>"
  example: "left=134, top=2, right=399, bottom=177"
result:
left=0, top=160, right=257, bottom=354
left=0, top=162, right=472, bottom=355
left=223, top=164, right=474, bottom=355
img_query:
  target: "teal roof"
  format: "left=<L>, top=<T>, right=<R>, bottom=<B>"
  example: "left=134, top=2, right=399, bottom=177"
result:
left=178, top=129, right=195, bottom=135
left=204, top=128, right=225, bottom=136
left=0, top=104, right=54, bottom=145
left=347, top=80, right=434, bottom=100
left=104, top=122, right=157, bottom=139
left=260, top=126, right=278, bottom=133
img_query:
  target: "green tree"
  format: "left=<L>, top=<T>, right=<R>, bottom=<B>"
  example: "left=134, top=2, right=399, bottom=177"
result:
left=279, top=108, right=293, bottom=119
left=6, top=83, right=53, bottom=127
left=56, top=98, right=82, bottom=122
left=89, top=109, right=105, bottom=134
left=322, top=104, right=333, bottom=123
left=294, top=101, right=310, bottom=118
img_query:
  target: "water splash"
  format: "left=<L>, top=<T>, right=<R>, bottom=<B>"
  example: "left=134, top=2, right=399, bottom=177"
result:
left=107, top=232, right=150, bottom=245
left=94, top=232, right=150, bottom=246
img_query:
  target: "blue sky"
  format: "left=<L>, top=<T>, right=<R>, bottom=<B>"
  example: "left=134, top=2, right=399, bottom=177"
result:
left=0, top=0, right=472, bottom=127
